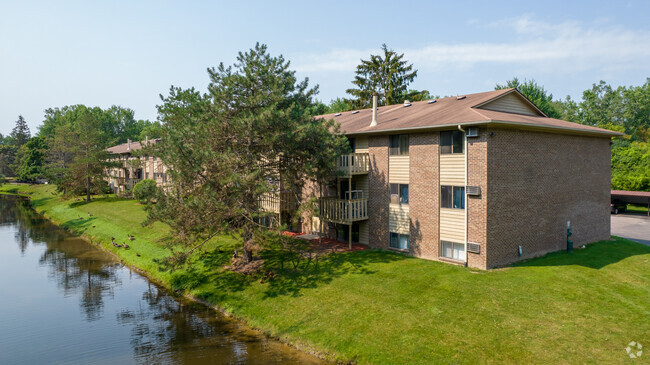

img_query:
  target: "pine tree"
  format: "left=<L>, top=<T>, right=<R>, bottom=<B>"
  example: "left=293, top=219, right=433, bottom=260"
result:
left=346, top=44, right=418, bottom=108
left=10, top=115, right=31, bottom=147
left=148, top=43, right=348, bottom=265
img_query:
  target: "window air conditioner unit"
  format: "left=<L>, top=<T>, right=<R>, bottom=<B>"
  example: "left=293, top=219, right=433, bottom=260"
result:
left=466, top=186, right=481, bottom=196
left=467, top=242, right=481, bottom=254
left=466, top=127, right=479, bottom=137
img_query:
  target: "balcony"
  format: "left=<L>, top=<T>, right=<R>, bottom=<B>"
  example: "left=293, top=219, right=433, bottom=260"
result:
left=259, top=191, right=298, bottom=213
left=337, top=153, right=369, bottom=177
left=319, top=197, right=368, bottom=224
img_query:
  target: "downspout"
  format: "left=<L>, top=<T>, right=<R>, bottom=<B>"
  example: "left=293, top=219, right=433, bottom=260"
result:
left=458, top=125, right=468, bottom=266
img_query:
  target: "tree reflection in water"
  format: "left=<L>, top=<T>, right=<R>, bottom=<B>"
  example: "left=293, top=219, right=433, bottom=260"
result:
left=0, top=194, right=321, bottom=364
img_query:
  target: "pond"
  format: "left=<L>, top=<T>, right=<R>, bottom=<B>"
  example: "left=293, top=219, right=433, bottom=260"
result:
left=0, top=195, right=322, bottom=364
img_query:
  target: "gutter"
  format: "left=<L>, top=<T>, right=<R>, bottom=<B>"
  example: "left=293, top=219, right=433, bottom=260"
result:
left=341, top=120, right=623, bottom=138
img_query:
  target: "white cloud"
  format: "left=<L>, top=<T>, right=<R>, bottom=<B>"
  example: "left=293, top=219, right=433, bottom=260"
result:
left=293, top=15, right=650, bottom=75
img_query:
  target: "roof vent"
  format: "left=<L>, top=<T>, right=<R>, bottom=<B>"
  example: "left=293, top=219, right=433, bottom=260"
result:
left=351, top=110, right=359, bottom=114
left=456, top=95, right=466, bottom=100
left=427, top=99, right=437, bottom=104
left=335, top=113, right=342, bottom=116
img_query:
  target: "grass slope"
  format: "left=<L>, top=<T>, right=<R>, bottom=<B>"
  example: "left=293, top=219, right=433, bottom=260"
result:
left=2, top=184, right=649, bottom=364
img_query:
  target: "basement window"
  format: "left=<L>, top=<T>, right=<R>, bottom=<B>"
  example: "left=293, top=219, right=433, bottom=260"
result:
left=441, top=186, right=464, bottom=209
left=390, top=183, right=409, bottom=205
left=440, top=130, right=464, bottom=154
left=389, top=134, right=409, bottom=156
left=390, top=232, right=409, bottom=250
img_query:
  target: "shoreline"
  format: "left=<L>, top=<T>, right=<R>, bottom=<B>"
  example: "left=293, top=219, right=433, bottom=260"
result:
left=4, top=191, right=338, bottom=364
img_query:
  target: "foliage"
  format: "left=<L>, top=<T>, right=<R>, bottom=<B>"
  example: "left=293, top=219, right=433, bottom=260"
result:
left=14, top=136, right=47, bottom=182
left=0, top=144, right=17, bottom=177
left=10, top=115, right=31, bottom=147
left=327, top=97, right=355, bottom=113
left=611, top=141, right=650, bottom=191
left=346, top=44, right=418, bottom=108
left=147, top=43, right=349, bottom=266
left=47, top=106, right=112, bottom=200
left=557, top=79, right=650, bottom=142
left=0, top=173, right=7, bottom=186
left=133, top=179, right=158, bottom=204
left=39, top=105, right=155, bottom=147
left=496, top=77, right=560, bottom=118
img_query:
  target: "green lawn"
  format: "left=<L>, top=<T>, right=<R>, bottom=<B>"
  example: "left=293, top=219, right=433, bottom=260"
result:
left=627, top=203, right=649, bottom=214
left=2, top=184, right=649, bottom=364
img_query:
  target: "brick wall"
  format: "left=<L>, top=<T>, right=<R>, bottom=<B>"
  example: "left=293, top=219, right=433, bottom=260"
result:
left=409, top=132, right=439, bottom=259
left=485, top=128, right=611, bottom=268
left=367, top=136, right=390, bottom=249
left=467, top=129, right=488, bottom=269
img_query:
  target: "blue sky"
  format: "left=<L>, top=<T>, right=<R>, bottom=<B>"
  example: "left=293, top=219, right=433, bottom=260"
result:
left=1, top=0, right=649, bottom=136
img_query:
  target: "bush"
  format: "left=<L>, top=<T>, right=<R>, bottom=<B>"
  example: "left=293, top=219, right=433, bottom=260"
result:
left=0, top=173, right=7, bottom=186
left=133, top=179, right=157, bottom=204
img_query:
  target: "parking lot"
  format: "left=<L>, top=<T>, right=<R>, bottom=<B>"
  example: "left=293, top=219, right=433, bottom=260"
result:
left=611, top=213, right=650, bottom=246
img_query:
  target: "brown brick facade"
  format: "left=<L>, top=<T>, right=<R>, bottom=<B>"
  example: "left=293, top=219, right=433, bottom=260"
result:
left=314, top=127, right=611, bottom=270
left=466, top=128, right=488, bottom=269
left=367, top=136, right=390, bottom=249
left=409, top=132, right=440, bottom=259
left=485, top=128, right=611, bottom=268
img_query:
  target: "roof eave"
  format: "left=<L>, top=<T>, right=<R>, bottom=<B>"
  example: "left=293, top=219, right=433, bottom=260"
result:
left=342, top=120, right=623, bottom=137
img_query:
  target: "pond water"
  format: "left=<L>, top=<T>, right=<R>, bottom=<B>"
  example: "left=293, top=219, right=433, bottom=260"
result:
left=0, top=195, right=322, bottom=364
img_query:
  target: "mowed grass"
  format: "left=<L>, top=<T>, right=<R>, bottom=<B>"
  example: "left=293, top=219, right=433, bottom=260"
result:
left=2, top=184, right=649, bottom=364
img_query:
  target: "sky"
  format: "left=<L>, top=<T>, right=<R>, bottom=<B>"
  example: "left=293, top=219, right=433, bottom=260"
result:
left=1, top=0, right=649, bottom=136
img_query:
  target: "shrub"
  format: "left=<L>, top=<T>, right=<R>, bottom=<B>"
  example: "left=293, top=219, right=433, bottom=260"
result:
left=133, top=179, right=157, bottom=204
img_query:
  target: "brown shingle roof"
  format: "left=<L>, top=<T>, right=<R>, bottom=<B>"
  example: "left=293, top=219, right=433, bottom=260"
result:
left=315, top=89, right=622, bottom=137
left=107, top=138, right=161, bottom=154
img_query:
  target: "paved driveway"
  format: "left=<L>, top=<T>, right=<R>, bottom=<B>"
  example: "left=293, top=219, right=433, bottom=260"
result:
left=611, top=213, right=650, bottom=246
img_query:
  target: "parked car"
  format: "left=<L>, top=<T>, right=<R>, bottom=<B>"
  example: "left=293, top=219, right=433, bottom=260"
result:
left=611, top=201, right=627, bottom=214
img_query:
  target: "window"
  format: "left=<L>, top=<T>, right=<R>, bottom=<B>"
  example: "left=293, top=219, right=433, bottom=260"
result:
left=441, top=186, right=464, bottom=209
left=390, top=232, right=409, bottom=250
left=440, top=240, right=465, bottom=261
left=390, top=184, right=409, bottom=204
left=389, top=134, right=409, bottom=155
left=441, top=130, right=464, bottom=154
left=145, top=172, right=149, bottom=179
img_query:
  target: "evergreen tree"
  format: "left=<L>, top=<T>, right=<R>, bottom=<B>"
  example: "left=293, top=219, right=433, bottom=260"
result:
left=10, top=115, right=31, bottom=147
left=147, top=43, right=348, bottom=265
left=346, top=44, right=418, bottom=108
left=14, top=136, right=47, bottom=182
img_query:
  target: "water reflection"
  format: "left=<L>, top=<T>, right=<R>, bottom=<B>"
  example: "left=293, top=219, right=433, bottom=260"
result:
left=0, top=195, right=321, bottom=364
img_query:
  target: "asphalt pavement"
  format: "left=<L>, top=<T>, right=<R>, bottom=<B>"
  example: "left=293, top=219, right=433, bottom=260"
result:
left=611, top=213, right=650, bottom=246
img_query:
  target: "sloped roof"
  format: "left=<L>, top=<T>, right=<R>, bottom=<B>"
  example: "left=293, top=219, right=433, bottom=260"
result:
left=107, top=138, right=161, bottom=154
left=315, top=89, right=622, bottom=137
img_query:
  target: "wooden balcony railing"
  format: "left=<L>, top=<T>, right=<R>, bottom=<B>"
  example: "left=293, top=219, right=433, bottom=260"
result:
left=259, top=191, right=298, bottom=213
left=337, top=153, right=370, bottom=176
left=319, top=197, right=368, bottom=223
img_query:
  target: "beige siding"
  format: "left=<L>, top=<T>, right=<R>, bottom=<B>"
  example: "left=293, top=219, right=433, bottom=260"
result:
left=479, top=92, right=540, bottom=116
left=389, top=155, right=409, bottom=183
left=312, top=216, right=321, bottom=233
left=355, top=175, right=368, bottom=198
left=389, top=204, right=410, bottom=234
left=439, top=209, right=465, bottom=242
left=355, top=136, right=369, bottom=153
left=359, top=221, right=369, bottom=245
left=440, top=154, right=465, bottom=185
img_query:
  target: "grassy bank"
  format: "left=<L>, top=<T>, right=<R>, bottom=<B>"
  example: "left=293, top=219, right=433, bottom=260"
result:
left=2, top=184, right=649, bottom=364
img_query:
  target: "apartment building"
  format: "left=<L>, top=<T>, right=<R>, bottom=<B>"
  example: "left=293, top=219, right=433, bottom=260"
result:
left=304, top=88, right=621, bottom=269
left=106, top=137, right=168, bottom=193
